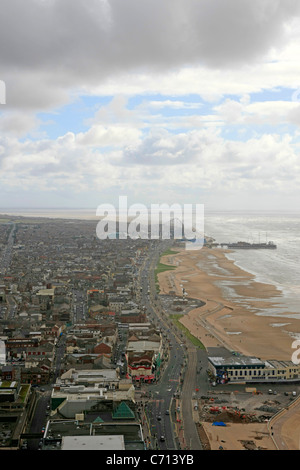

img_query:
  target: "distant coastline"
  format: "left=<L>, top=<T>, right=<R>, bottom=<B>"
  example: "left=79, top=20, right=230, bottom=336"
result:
left=0, top=208, right=99, bottom=220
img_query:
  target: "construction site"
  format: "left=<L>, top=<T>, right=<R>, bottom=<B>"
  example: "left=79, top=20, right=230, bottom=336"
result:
left=193, top=387, right=295, bottom=450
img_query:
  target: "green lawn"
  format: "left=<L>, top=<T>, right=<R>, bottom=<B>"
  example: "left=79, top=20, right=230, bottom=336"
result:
left=19, top=385, right=30, bottom=402
left=169, top=314, right=205, bottom=349
left=160, top=248, right=180, bottom=256
left=154, top=248, right=179, bottom=291
left=154, top=262, right=177, bottom=293
left=0, top=380, right=13, bottom=388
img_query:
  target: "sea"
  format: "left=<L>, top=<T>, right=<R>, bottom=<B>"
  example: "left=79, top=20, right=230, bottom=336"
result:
left=1, top=208, right=300, bottom=318
left=204, top=211, right=300, bottom=319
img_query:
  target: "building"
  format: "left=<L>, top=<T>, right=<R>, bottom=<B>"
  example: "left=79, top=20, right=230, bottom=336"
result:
left=61, top=435, right=125, bottom=450
left=207, top=347, right=300, bottom=384
left=0, top=380, right=35, bottom=449
left=42, top=415, right=144, bottom=450
left=50, top=368, right=135, bottom=418
left=126, top=337, right=163, bottom=384
left=21, top=366, right=51, bottom=385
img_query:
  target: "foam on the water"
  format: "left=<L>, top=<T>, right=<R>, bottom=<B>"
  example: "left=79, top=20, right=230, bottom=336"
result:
left=205, top=211, right=300, bottom=315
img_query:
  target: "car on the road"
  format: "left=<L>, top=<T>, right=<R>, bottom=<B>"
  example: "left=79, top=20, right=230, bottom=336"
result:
left=157, top=415, right=162, bottom=421
left=165, top=410, right=170, bottom=415
left=160, top=435, right=165, bottom=442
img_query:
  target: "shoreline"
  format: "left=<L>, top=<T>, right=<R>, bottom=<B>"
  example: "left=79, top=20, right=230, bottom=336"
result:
left=157, top=246, right=299, bottom=361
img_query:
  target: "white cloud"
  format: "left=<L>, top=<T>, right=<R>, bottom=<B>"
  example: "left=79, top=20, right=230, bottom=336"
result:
left=1, top=126, right=299, bottom=202
left=1, top=1, right=300, bottom=209
left=76, top=125, right=141, bottom=147
left=214, top=98, right=300, bottom=128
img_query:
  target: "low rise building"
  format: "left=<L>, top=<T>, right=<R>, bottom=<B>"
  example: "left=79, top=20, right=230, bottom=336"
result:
left=207, top=347, right=300, bottom=384
left=126, top=337, right=163, bottom=384
left=42, top=415, right=144, bottom=450
left=50, top=368, right=135, bottom=418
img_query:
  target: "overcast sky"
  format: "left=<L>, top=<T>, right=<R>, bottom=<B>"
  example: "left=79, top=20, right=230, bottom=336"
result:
left=1, top=0, right=300, bottom=211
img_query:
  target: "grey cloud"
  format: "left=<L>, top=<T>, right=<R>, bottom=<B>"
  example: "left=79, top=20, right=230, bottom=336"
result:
left=1, top=0, right=300, bottom=109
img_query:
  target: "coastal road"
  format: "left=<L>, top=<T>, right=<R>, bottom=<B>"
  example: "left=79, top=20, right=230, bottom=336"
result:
left=140, top=241, right=203, bottom=450
left=139, top=244, right=180, bottom=449
left=138, top=241, right=184, bottom=449
left=269, top=396, right=300, bottom=450
left=147, top=339, right=185, bottom=450
left=181, top=345, right=202, bottom=450
left=149, top=244, right=203, bottom=450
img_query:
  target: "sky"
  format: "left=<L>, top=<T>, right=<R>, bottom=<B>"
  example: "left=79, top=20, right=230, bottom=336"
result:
left=1, top=0, right=300, bottom=211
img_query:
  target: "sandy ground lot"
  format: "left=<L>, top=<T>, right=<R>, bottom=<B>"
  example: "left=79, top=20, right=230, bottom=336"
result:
left=202, top=422, right=276, bottom=450
left=157, top=247, right=299, bottom=360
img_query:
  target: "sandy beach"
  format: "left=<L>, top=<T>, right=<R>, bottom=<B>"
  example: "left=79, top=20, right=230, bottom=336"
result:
left=157, top=247, right=300, bottom=360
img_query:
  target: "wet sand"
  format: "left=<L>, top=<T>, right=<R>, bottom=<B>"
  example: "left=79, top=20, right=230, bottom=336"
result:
left=157, top=247, right=300, bottom=360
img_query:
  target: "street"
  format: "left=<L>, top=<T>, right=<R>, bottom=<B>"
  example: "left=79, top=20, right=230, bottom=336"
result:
left=137, top=241, right=204, bottom=450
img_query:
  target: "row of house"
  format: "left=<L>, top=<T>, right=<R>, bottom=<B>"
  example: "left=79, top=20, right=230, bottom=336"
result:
left=0, top=218, right=159, bottom=449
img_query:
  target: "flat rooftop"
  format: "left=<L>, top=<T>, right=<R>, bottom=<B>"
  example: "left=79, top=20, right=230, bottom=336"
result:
left=43, top=420, right=144, bottom=450
left=127, top=340, right=160, bottom=352
left=36, top=288, right=55, bottom=296
left=60, top=369, right=119, bottom=383
left=207, top=347, right=265, bottom=368
left=61, top=435, right=125, bottom=450
left=265, top=360, right=300, bottom=369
